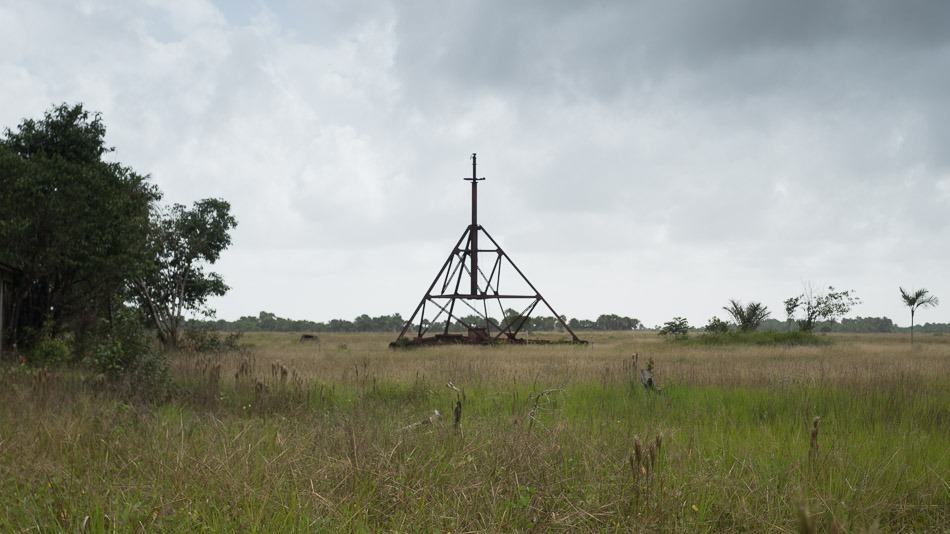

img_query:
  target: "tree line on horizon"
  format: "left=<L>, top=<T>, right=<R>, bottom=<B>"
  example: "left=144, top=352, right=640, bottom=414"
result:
left=188, top=311, right=646, bottom=333
left=188, top=309, right=950, bottom=335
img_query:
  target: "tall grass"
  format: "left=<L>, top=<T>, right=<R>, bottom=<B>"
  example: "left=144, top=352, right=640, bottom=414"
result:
left=0, top=332, right=948, bottom=531
left=679, top=330, right=829, bottom=346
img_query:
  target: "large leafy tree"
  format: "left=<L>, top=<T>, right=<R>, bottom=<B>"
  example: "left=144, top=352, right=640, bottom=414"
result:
left=784, top=285, right=860, bottom=332
left=723, top=299, right=770, bottom=332
left=131, top=199, right=237, bottom=348
left=899, top=287, right=938, bottom=347
left=0, top=104, right=159, bottom=352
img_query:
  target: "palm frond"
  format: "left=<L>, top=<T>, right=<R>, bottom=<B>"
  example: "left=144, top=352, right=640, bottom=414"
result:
left=900, top=287, right=939, bottom=310
left=724, top=299, right=770, bottom=332
left=723, top=299, right=744, bottom=325
left=899, top=287, right=915, bottom=306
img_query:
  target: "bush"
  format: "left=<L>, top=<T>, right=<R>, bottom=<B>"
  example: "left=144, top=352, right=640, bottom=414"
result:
left=123, top=349, right=170, bottom=403
left=25, top=320, right=71, bottom=365
left=658, top=317, right=690, bottom=338
left=181, top=328, right=246, bottom=353
left=704, top=316, right=731, bottom=334
left=28, top=335, right=71, bottom=365
left=87, top=308, right=169, bottom=402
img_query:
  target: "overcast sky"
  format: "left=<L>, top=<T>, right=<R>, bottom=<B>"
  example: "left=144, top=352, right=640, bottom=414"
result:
left=2, top=0, right=949, bottom=327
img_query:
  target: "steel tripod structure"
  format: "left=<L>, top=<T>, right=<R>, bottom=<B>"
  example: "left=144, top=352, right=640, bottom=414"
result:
left=392, top=154, right=584, bottom=347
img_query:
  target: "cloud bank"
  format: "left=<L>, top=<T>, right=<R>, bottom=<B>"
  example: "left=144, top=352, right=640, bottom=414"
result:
left=2, top=0, right=948, bottom=326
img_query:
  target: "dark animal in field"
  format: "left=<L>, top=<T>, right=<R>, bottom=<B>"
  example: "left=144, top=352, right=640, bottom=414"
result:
left=299, top=334, right=319, bottom=343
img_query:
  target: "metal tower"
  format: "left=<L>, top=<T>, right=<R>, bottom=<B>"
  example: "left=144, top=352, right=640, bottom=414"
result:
left=392, top=154, right=584, bottom=347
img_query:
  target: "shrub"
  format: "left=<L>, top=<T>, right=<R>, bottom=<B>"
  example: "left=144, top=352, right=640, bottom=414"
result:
left=658, top=317, right=690, bottom=338
left=124, top=349, right=170, bottom=403
left=87, top=308, right=169, bottom=402
left=704, top=316, right=731, bottom=334
left=25, top=320, right=71, bottom=365
left=28, top=335, right=71, bottom=365
left=181, top=328, right=246, bottom=353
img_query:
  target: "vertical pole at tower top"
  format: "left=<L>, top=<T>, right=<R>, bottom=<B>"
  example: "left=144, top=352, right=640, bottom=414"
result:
left=465, top=153, right=484, bottom=296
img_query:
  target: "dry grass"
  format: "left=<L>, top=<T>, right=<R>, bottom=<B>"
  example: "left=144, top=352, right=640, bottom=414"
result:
left=194, top=330, right=950, bottom=387
left=1, top=331, right=948, bottom=531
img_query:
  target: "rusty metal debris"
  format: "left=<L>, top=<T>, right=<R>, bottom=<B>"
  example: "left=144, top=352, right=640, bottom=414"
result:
left=391, top=154, right=585, bottom=348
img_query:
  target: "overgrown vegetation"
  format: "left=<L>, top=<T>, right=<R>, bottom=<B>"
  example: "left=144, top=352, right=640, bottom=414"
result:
left=687, top=330, right=827, bottom=346
left=0, top=104, right=236, bottom=394
left=0, top=331, right=946, bottom=531
left=0, top=104, right=158, bottom=351
left=2, top=103, right=949, bottom=531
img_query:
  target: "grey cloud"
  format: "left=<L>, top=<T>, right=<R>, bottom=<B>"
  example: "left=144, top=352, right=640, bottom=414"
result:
left=392, top=0, right=950, bottom=91
left=2, top=0, right=949, bottom=325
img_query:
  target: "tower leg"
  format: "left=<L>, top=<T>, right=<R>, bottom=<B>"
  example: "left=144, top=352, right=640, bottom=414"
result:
left=395, top=228, right=470, bottom=340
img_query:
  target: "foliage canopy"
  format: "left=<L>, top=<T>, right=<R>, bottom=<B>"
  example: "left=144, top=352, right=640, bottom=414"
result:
left=899, top=287, right=939, bottom=345
left=131, top=199, right=237, bottom=348
left=723, top=299, right=770, bottom=332
left=0, top=103, right=160, bottom=351
left=784, top=285, right=860, bottom=332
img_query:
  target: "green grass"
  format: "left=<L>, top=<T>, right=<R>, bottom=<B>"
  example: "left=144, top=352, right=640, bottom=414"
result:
left=1, top=332, right=948, bottom=531
left=1, top=375, right=947, bottom=530
left=679, top=330, right=829, bottom=346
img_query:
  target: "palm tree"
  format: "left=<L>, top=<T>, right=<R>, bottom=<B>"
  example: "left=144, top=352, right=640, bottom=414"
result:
left=723, top=299, right=771, bottom=332
left=899, top=287, right=939, bottom=346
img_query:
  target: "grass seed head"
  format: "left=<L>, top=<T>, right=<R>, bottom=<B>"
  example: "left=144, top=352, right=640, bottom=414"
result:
left=809, top=416, right=821, bottom=458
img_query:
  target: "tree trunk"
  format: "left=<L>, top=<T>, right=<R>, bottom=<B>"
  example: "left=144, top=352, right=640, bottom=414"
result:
left=910, top=309, right=915, bottom=347
left=165, top=318, right=180, bottom=349
left=9, top=287, right=24, bottom=356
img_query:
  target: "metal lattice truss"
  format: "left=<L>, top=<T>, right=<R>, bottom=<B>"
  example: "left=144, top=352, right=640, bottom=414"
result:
left=394, top=155, right=585, bottom=346
left=396, top=224, right=581, bottom=343
left=394, top=154, right=583, bottom=346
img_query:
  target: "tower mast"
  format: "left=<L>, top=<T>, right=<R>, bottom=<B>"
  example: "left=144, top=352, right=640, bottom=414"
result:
left=464, top=153, right=484, bottom=296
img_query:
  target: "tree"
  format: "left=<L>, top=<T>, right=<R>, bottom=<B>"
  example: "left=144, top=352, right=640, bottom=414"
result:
left=130, top=199, right=237, bottom=348
left=899, top=287, right=939, bottom=347
left=722, top=299, right=770, bottom=332
left=0, top=104, right=159, bottom=353
left=704, top=316, right=731, bottom=333
left=784, top=285, right=860, bottom=332
left=594, top=314, right=642, bottom=330
left=503, top=308, right=526, bottom=331
left=658, top=317, right=689, bottom=338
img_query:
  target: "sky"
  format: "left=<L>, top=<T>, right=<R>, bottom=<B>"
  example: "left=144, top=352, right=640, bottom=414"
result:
left=2, top=0, right=949, bottom=327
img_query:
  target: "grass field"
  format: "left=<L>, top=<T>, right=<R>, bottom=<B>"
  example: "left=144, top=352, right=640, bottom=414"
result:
left=1, top=331, right=948, bottom=532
